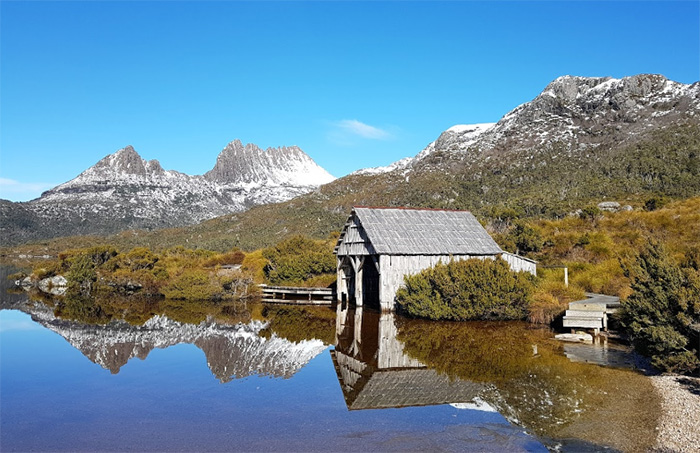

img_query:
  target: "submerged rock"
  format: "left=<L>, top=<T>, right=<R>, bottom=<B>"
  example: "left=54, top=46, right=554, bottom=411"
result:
left=555, top=333, right=593, bottom=344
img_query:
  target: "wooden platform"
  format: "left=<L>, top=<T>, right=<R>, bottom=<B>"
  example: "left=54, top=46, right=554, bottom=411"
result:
left=562, top=293, right=621, bottom=335
left=259, top=285, right=334, bottom=305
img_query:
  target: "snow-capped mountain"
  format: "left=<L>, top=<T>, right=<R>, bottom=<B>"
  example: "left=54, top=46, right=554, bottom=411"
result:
left=355, top=74, right=699, bottom=175
left=2, top=141, right=335, bottom=244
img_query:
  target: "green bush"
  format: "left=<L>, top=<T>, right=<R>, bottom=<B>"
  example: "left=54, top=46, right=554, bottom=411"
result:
left=619, top=242, right=700, bottom=375
left=395, top=258, right=536, bottom=321
left=506, top=221, right=544, bottom=254
left=644, top=196, right=668, bottom=211
left=161, top=269, right=220, bottom=300
left=262, top=235, right=336, bottom=286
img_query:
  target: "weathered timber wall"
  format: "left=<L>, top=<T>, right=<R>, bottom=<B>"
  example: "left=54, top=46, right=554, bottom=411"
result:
left=378, top=254, right=490, bottom=310
left=336, top=216, right=375, bottom=256
left=500, top=252, right=537, bottom=275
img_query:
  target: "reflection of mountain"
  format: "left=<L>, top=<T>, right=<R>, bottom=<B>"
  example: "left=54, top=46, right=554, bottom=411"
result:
left=331, top=305, right=484, bottom=410
left=4, top=298, right=326, bottom=382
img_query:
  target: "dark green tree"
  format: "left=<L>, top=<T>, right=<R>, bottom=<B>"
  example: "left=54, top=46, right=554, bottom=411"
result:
left=619, top=242, right=700, bottom=375
left=507, top=221, right=544, bottom=254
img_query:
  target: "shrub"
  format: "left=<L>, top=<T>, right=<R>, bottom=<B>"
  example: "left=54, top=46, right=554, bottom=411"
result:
left=529, top=278, right=585, bottom=324
left=528, top=292, right=564, bottom=325
left=262, top=235, right=336, bottom=285
left=202, top=250, right=246, bottom=268
left=123, top=247, right=159, bottom=270
left=161, top=269, right=220, bottom=300
left=66, top=253, right=98, bottom=295
left=569, top=259, right=631, bottom=298
left=395, top=258, right=535, bottom=321
left=241, top=249, right=268, bottom=284
left=506, top=222, right=544, bottom=254
left=618, top=242, right=700, bottom=375
left=580, top=205, right=601, bottom=221
left=644, top=196, right=668, bottom=211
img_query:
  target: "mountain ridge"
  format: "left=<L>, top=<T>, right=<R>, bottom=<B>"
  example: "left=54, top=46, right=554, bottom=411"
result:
left=1, top=141, right=335, bottom=245
left=2, top=73, right=698, bottom=250
left=354, top=74, right=699, bottom=176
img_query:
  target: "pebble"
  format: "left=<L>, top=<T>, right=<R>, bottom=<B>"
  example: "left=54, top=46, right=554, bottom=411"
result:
left=650, top=375, right=700, bottom=452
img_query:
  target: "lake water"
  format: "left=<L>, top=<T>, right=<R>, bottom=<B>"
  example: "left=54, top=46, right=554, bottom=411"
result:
left=1, top=275, right=660, bottom=452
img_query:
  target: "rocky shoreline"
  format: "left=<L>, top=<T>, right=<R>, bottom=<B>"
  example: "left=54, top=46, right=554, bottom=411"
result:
left=651, top=375, right=700, bottom=452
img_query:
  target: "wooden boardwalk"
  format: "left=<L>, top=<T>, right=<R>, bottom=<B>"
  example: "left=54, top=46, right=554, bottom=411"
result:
left=260, top=285, right=334, bottom=305
left=562, top=293, right=621, bottom=335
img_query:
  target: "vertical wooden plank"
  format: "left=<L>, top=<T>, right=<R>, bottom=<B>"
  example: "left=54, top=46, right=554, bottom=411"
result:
left=355, top=256, right=365, bottom=306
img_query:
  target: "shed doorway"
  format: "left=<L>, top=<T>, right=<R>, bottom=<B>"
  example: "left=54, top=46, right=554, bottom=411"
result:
left=361, top=256, right=380, bottom=310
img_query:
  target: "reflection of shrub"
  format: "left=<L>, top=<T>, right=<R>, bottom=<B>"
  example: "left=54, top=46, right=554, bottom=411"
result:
left=396, top=319, right=659, bottom=450
left=260, top=305, right=336, bottom=344
left=396, top=258, right=535, bottom=321
left=55, top=293, right=108, bottom=324
left=7, top=271, right=28, bottom=282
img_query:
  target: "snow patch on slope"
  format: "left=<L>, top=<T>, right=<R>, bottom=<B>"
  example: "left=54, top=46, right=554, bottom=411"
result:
left=351, top=123, right=496, bottom=176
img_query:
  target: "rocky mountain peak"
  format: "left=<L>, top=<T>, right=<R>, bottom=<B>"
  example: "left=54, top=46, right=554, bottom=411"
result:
left=533, top=74, right=693, bottom=113
left=467, top=73, right=700, bottom=155
left=4, top=138, right=336, bottom=244
left=204, top=140, right=334, bottom=186
left=357, top=74, right=699, bottom=177
left=92, top=145, right=165, bottom=177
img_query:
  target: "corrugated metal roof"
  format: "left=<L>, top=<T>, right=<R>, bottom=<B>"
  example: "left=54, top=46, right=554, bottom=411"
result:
left=349, top=207, right=502, bottom=255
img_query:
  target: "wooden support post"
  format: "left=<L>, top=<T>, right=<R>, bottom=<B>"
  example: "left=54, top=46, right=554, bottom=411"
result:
left=371, top=255, right=380, bottom=273
left=336, top=259, right=343, bottom=303
left=354, top=256, right=365, bottom=306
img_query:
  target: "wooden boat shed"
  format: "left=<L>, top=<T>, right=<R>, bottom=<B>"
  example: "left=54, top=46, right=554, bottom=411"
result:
left=334, top=206, right=536, bottom=311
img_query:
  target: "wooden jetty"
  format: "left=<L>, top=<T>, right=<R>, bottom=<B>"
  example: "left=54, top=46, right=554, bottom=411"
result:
left=260, top=285, right=334, bottom=305
left=562, top=293, right=621, bottom=335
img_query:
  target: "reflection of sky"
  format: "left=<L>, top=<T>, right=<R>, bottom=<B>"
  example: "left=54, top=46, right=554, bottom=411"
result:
left=0, top=310, right=43, bottom=331
left=1, top=310, right=546, bottom=452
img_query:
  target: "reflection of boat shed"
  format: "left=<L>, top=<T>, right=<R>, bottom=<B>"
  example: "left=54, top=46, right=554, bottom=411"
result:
left=331, top=306, right=484, bottom=410
left=334, top=207, right=536, bottom=311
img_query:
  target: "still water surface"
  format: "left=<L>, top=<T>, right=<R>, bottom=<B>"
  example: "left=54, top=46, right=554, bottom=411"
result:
left=1, top=284, right=658, bottom=452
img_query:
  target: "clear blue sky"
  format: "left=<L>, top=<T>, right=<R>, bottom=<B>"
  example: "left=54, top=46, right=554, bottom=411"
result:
left=1, top=0, right=698, bottom=201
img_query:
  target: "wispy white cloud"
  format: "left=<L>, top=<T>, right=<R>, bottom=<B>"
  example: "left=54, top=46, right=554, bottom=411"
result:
left=334, top=119, right=392, bottom=140
left=0, top=177, right=55, bottom=201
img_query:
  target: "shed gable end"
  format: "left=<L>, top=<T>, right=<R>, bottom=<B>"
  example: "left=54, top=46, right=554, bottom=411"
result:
left=336, top=215, right=376, bottom=256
